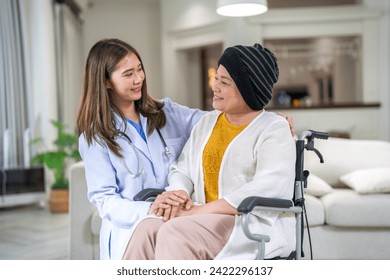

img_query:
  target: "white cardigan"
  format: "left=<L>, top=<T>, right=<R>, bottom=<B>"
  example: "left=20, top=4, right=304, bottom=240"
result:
left=166, top=110, right=297, bottom=259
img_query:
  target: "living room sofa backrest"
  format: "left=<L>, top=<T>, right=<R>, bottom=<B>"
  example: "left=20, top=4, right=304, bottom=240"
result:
left=304, top=137, right=390, bottom=187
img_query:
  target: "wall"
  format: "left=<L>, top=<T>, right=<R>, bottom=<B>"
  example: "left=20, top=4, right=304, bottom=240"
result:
left=82, top=0, right=162, bottom=99
left=278, top=107, right=380, bottom=140
left=160, top=0, right=390, bottom=141
left=160, top=0, right=259, bottom=106
left=25, top=0, right=390, bottom=141
left=21, top=0, right=161, bottom=156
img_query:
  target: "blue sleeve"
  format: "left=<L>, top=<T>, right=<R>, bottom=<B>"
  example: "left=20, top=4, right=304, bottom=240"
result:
left=162, top=98, right=206, bottom=140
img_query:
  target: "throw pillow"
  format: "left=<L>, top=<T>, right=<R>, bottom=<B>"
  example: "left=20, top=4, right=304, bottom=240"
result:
left=305, top=173, right=333, bottom=197
left=339, top=167, right=390, bottom=194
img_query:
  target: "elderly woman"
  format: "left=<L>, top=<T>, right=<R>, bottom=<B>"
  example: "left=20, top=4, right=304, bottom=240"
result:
left=123, top=43, right=296, bottom=260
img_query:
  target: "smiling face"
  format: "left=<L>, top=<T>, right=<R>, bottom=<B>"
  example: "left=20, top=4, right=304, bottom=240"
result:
left=211, top=64, right=252, bottom=115
left=108, top=52, right=145, bottom=108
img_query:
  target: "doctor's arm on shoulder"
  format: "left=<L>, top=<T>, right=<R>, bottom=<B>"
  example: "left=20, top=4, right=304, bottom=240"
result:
left=277, top=112, right=295, bottom=137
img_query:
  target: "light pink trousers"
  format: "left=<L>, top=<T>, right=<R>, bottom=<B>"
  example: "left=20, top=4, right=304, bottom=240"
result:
left=122, top=214, right=235, bottom=260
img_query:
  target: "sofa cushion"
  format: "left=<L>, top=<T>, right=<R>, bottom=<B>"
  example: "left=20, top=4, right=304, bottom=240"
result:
left=304, top=138, right=390, bottom=188
left=306, top=173, right=333, bottom=197
left=339, top=167, right=390, bottom=194
left=91, top=209, right=101, bottom=236
left=304, top=194, right=325, bottom=226
left=322, top=189, right=390, bottom=227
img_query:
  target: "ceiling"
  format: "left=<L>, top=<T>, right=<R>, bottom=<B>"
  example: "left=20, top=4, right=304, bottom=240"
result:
left=84, top=0, right=362, bottom=9
left=268, top=0, right=362, bottom=9
left=76, top=0, right=363, bottom=15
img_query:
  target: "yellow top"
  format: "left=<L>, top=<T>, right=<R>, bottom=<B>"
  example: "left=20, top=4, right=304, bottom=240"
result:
left=202, top=113, right=248, bottom=202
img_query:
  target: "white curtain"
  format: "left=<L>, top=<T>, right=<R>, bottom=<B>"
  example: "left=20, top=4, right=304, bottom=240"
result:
left=0, top=0, right=83, bottom=170
left=54, top=2, right=84, bottom=133
left=0, top=0, right=28, bottom=169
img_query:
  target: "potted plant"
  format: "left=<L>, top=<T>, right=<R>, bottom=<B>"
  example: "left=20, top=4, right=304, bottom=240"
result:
left=31, top=120, right=81, bottom=213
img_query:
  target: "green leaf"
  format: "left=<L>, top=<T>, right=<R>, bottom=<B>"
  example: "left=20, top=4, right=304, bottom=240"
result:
left=30, top=119, right=80, bottom=189
left=70, top=149, right=82, bottom=161
left=52, top=120, right=66, bottom=130
left=55, top=133, right=77, bottom=149
left=30, top=137, right=43, bottom=145
left=43, top=151, right=66, bottom=170
left=51, top=177, right=69, bottom=189
left=31, top=153, right=45, bottom=166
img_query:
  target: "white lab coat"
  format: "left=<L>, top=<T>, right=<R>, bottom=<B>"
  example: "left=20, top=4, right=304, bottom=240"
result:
left=79, top=98, right=204, bottom=260
left=166, top=110, right=296, bottom=259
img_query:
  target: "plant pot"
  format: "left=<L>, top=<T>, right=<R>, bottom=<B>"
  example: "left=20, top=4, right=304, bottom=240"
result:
left=49, top=189, right=69, bottom=213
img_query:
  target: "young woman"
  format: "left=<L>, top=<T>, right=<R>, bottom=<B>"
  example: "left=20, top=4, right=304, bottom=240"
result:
left=123, top=43, right=296, bottom=260
left=76, top=38, right=204, bottom=259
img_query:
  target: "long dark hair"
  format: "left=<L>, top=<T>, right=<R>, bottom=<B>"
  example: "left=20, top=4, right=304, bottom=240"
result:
left=76, top=38, right=166, bottom=157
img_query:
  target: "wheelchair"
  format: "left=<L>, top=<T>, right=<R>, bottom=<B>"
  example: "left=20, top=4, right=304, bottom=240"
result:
left=134, top=129, right=329, bottom=260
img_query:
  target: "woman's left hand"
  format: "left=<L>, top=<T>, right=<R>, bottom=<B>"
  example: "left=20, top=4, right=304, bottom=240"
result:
left=176, top=204, right=202, bottom=217
left=177, top=198, right=238, bottom=217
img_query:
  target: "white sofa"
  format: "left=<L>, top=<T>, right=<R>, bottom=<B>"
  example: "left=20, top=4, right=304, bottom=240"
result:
left=69, top=137, right=390, bottom=260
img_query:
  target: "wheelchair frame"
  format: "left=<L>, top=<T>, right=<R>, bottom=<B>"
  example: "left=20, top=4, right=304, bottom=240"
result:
left=134, top=129, right=329, bottom=260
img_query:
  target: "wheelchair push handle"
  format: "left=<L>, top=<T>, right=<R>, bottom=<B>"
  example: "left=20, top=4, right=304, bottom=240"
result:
left=299, top=129, right=329, bottom=141
left=308, top=130, right=329, bottom=140
left=298, top=129, right=329, bottom=164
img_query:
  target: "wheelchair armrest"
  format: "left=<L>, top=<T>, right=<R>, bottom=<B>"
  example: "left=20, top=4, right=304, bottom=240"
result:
left=133, top=188, right=164, bottom=201
left=237, top=196, right=294, bottom=214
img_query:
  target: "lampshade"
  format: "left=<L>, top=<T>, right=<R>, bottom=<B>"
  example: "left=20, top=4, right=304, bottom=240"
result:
left=216, top=0, right=268, bottom=17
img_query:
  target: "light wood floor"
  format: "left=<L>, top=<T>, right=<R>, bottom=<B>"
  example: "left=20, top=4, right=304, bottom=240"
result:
left=0, top=204, right=69, bottom=260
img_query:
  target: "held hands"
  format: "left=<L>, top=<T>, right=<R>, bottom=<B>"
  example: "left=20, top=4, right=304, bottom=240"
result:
left=148, top=190, right=194, bottom=221
left=149, top=193, right=238, bottom=222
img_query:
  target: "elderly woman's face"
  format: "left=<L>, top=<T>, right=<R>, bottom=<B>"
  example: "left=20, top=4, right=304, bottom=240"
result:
left=211, top=65, right=251, bottom=115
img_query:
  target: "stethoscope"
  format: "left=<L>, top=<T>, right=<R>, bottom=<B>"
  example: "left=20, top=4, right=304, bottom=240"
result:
left=116, top=128, right=172, bottom=178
